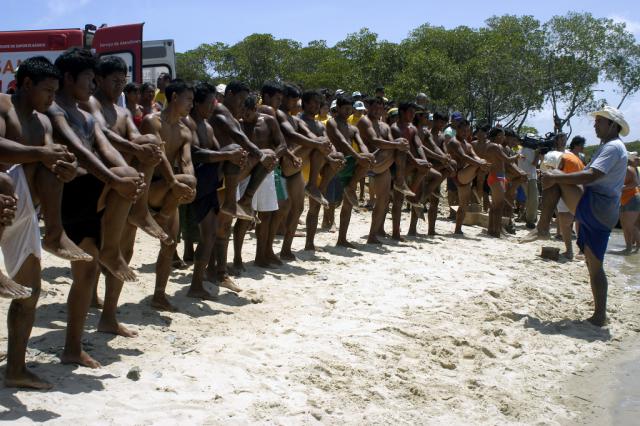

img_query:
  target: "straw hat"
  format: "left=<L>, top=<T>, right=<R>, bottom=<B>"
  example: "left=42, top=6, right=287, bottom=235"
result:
left=589, top=105, right=630, bottom=137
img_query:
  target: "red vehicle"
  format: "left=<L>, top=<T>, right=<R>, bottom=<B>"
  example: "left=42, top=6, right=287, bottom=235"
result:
left=0, top=23, right=144, bottom=93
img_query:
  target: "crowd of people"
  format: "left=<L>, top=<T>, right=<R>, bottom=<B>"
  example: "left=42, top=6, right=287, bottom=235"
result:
left=0, top=47, right=637, bottom=390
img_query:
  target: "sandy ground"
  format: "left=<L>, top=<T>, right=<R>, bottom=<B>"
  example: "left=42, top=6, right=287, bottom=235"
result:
left=0, top=203, right=639, bottom=425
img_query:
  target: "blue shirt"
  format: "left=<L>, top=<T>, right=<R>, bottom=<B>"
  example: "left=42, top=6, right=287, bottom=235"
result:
left=585, top=138, right=628, bottom=228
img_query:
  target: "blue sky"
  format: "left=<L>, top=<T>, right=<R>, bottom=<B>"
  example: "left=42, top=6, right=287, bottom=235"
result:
left=3, top=0, right=640, bottom=144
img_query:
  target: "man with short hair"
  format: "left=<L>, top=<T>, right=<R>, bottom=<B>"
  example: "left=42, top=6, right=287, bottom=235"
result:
left=298, top=90, right=345, bottom=251
left=445, top=119, right=490, bottom=234
left=525, top=106, right=629, bottom=326
left=153, top=72, right=171, bottom=110
left=49, top=48, right=146, bottom=368
left=209, top=81, right=277, bottom=287
left=326, top=96, right=374, bottom=247
left=233, top=94, right=286, bottom=269
left=141, top=79, right=199, bottom=310
left=185, top=82, right=246, bottom=299
left=2, top=55, right=86, bottom=388
left=357, top=96, right=412, bottom=244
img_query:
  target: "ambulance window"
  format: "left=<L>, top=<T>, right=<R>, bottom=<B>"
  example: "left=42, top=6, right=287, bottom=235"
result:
left=99, top=53, right=134, bottom=83
left=143, top=65, right=171, bottom=85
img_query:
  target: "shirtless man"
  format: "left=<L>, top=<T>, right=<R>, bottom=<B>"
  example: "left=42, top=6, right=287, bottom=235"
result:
left=391, top=102, right=443, bottom=239
left=408, top=108, right=454, bottom=236
left=48, top=48, right=145, bottom=368
left=210, top=81, right=277, bottom=288
left=357, top=96, right=413, bottom=244
left=82, top=56, right=166, bottom=319
left=471, top=124, right=492, bottom=212
left=502, top=129, right=528, bottom=233
left=262, top=83, right=331, bottom=259
left=326, top=96, right=374, bottom=247
left=2, top=56, right=84, bottom=388
left=233, top=94, right=287, bottom=269
left=298, top=90, right=345, bottom=251
left=185, top=83, right=246, bottom=299
left=140, top=79, right=198, bottom=310
left=483, top=127, right=520, bottom=237
left=445, top=119, right=490, bottom=235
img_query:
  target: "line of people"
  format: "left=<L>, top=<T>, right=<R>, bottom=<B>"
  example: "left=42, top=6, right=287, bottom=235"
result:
left=0, top=47, right=634, bottom=390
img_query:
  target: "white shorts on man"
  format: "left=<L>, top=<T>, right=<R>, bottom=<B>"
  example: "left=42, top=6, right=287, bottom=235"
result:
left=237, top=170, right=279, bottom=212
left=0, top=165, right=41, bottom=278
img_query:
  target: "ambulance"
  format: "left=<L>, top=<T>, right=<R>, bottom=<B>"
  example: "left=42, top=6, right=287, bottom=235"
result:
left=0, top=23, right=176, bottom=93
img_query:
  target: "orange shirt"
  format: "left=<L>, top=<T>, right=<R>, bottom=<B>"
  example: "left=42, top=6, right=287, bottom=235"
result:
left=621, top=168, right=640, bottom=206
left=560, top=152, right=584, bottom=174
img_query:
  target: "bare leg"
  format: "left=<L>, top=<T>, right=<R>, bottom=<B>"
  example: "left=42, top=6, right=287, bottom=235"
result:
left=558, top=212, right=575, bottom=258
left=5, top=255, right=51, bottom=389
left=61, top=240, right=102, bottom=369
left=232, top=218, right=252, bottom=273
left=584, top=245, right=608, bottom=326
left=306, top=150, right=328, bottom=205
left=98, top=166, right=138, bottom=282
left=281, top=173, right=305, bottom=260
left=391, top=190, right=404, bottom=241
left=29, top=165, right=92, bottom=262
left=488, top=182, right=506, bottom=238
left=188, top=209, right=218, bottom=300
left=305, top=199, right=321, bottom=251
left=98, top=223, right=138, bottom=337
left=455, top=183, right=473, bottom=234
left=368, top=170, right=391, bottom=244
left=219, top=162, right=251, bottom=220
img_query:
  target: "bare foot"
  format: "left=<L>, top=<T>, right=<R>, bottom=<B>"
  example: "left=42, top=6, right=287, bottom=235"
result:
left=61, top=350, right=101, bottom=369
left=336, top=240, right=356, bottom=249
left=217, top=275, right=242, bottom=293
left=519, top=229, right=550, bottom=243
left=98, top=251, right=136, bottom=282
left=267, top=253, right=283, bottom=266
left=586, top=314, right=606, bottom=327
left=407, top=229, right=417, bottom=237
left=172, top=253, right=188, bottom=270
left=280, top=250, right=297, bottom=261
left=5, top=368, right=53, bottom=390
left=220, top=203, right=253, bottom=221
left=255, top=257, right=278, bottom=268
left=43, top=232, right=93, bottom=262
left=304, top=243, right=316, bottom=251
left=454, top=230, right=464, bottom=236
left=0, top=273, right=31, bottom=299
left=392, top=234, right=406, bottom=242
left=91, top=295, right=104, bottom=309
left=229, top=259, right=245, bottom=276
left=128, top=213, right=172, bottom=244
left=186, top=288, right=218, bottom=301
left=305, top=185, right=329, bottom=207
left=97, top=320, right=138, bottom=337
left=367, top=236, right=382, bottom=244
left=393, top=182, right=415, bottom=197
left=150, top=294, right=177, bottom=312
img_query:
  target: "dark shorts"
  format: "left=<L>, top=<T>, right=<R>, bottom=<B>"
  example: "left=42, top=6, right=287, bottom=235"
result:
left=337, top=156, right=356, bottom=187
left=325, top=176, right=344, bottom=204
left=576, top=189, right=612, bottom=262
left=447, top=177, right=458, bottom=192
left=62, top=174, right=105, bottom=246
left=191, top=162, right=221, bottom=223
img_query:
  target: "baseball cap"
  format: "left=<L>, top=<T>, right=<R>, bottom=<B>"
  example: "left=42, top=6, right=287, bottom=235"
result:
left=353, top=101, right=366, bottom=111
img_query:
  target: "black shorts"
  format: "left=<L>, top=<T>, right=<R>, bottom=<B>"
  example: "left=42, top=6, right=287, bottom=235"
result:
left=62, top=174, right=105, bottom=246
left=191, top=162, right=221, bottom=223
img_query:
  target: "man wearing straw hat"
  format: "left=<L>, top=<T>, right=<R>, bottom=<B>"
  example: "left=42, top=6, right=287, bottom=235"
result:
left=522, top=105, right=629, bottom=326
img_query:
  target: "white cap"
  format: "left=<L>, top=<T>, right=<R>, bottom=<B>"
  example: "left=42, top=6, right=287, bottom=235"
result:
left=330, top=99, right=337, bottom=110
left=215, top=84, right=227, bottom=95
left=353, top=101, right=366, bottom=111
left=352, top=91, right=362, bottom=97
left=335, top=89, right=345, bottom=96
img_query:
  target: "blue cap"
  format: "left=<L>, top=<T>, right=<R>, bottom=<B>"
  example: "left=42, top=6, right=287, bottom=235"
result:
left=451, top=111, right=463, bottom=121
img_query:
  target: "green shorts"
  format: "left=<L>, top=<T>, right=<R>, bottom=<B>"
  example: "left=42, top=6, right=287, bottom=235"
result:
left=274, top=165, right=288, bottom=201
left=336, top=156, right=356, bottom=186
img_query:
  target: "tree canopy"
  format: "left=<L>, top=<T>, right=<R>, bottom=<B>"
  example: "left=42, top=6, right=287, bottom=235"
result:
left=176, top=12, right=640, bottom=132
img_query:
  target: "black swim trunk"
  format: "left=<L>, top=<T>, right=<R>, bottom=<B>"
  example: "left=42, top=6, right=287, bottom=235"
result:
left=190, top=162, right=221, bottom=223
left=61, top=174, right=105, bottom=246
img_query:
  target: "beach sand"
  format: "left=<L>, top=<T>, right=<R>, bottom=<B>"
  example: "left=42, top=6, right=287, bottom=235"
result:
left=0, top=205, right=639, bottom=424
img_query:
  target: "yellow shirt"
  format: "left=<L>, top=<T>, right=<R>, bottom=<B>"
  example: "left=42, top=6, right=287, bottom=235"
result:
left=154, top=89, right=167, bottom=109
left=347, top=113, right=362, bottom=126
left=315, top=113, right=330, bottom=125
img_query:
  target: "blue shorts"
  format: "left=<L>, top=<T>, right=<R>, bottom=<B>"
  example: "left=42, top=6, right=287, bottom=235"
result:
left=575, top=188, right=612, bottom=262
left=621, top=193, right=640, bottom=212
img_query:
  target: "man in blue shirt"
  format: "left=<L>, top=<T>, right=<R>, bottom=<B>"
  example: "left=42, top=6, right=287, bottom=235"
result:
left=522, top=106, right=629, bottom=326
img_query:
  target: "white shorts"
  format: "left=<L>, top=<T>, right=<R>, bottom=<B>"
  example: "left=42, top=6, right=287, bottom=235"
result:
left=0, top=165, right=41, bottom=277
left=237, top=171, right=279, bottom=212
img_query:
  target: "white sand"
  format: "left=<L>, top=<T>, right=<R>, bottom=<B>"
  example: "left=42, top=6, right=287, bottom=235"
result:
left=0, top=206, right=639, bottom=424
